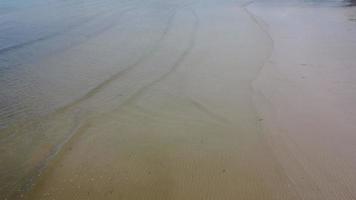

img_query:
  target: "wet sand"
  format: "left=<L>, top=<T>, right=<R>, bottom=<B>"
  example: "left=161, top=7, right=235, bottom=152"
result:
left=1, top=0, right=356, bottom=199
left=250, top=2, right=356, bottom=199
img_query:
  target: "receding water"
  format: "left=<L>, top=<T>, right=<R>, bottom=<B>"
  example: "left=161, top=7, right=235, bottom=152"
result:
left=0, top=0, right=354, bottom=199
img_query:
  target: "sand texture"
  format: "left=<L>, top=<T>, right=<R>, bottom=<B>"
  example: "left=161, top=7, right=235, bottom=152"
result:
left=1, top=0, right=356, bottom=199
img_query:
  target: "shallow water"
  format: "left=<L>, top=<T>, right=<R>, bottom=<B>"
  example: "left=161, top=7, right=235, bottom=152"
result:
left=0, top=0, right=355, bottom=199
left=0, top=0, right=273, bottom=198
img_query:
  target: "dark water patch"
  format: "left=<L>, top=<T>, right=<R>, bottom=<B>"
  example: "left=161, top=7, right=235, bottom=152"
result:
left=345, top=0, right=356, bottom=6
left=253, top=0, right=356, bottom=7
left=303, top=0, right=356, bottom=7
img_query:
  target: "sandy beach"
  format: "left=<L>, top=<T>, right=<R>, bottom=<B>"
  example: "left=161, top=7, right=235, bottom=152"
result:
left=1, top=0, right=356, bottom=199
left=250, top=2, right=356, bottom=199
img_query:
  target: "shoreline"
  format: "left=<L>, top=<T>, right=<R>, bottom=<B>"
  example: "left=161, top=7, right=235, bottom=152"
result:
left=1, top=1, right=356, bottom=199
